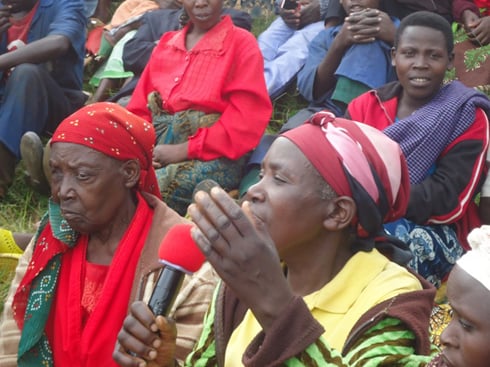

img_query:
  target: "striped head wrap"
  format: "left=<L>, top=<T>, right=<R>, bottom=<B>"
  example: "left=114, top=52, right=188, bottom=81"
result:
left=50, top=102, right=160, bottom=197
left=282, top=111, right=410, bottom=239
left=457, top=225, right=490, bottom=292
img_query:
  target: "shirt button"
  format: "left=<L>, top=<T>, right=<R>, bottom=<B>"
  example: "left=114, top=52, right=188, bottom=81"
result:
left=185, top=55, right=189, bottom=61
left=174, top=77, right=179, bottom=83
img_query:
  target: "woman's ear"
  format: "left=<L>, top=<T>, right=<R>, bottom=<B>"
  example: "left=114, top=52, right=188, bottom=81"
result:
left=121, top=160, right=141, bottom=189
left=322, top=196, right=356, bottom=232
left=391, top=47, right=396, bottom=67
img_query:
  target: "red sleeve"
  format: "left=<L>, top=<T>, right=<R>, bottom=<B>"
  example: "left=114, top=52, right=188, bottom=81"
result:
left=126, top=32, right=176, bottom=122
left=345, top=92, right=371, bottom=121
left=126, top=61, right=153, bottom=122
left=407, top=108, right=489, bottom=224
left=346, top=91, right=397, bottom=130
left=452, top=0, right=480, bottom=22
left=187, top=32, right=272, bottom=161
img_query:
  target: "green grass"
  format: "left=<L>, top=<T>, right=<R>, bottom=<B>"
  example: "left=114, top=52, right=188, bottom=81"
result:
left=0, top=165, right=48, bottom=314
left=0, top=268, right=11, bottom=314
left=0, top=164, right=48, bottom=233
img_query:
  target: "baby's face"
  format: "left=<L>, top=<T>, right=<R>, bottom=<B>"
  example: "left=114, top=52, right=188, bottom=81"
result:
left=439, top=266, right=490, bottom=367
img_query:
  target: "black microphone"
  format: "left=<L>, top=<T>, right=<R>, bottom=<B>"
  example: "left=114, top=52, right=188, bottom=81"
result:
left=148, top=223, right=205, bottom=316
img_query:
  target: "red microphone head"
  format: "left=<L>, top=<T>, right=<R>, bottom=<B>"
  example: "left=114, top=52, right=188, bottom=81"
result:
left=158, top=223, right=205, bottom=273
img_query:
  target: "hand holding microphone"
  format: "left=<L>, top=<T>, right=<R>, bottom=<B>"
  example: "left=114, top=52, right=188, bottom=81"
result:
left=114, top=223, right=205, bottom=367
left=148, top=223, right=205, bottom=316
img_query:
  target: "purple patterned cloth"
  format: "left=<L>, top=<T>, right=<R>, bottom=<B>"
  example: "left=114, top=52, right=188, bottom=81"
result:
left=384, top=81, right=490, bottom=184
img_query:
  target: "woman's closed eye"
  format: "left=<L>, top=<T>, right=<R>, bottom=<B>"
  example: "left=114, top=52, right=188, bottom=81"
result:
left=458, top=317, right=474, bottom=332
left=76, top=170, right=93, bottom=181
left=273, top=174, right=287, bottom=184
left=450, top=308, right=475, bottom=332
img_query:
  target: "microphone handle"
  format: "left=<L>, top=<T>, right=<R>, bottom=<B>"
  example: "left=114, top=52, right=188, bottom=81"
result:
left=127, top=266, right=185, bottom=359
left=148, top=265, right=185, bottom=316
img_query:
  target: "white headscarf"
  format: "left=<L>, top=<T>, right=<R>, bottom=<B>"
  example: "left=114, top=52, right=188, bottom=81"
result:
left=457, top=225, right=490, bottom=291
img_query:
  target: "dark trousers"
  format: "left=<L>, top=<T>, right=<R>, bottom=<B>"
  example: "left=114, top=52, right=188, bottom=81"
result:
left=0, top=63, right=83, bottom=159
left=0, top=63, right=85, bottom=196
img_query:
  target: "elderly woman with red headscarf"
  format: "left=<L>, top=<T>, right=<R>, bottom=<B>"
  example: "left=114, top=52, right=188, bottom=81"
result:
left=115, top=111, right=437, bottom=366
left=0, top=102, right=217, bottom=367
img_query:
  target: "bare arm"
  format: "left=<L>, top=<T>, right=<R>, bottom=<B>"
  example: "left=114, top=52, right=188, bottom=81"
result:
left=0, top=34, right=70, bottom=71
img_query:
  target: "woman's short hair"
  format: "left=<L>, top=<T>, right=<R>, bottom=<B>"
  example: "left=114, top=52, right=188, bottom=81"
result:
left=394, top=11, right=454, bottom=55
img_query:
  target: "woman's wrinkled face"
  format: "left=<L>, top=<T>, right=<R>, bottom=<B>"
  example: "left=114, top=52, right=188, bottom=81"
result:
left=245, top=138, right=329, bottom=259
left=439, top=265, right=490, bottom=367
left=49, top=143, right=132, bottom=234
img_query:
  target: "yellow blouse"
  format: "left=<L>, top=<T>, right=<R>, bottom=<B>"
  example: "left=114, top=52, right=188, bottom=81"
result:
left=224, top=249, right=422, bottom=366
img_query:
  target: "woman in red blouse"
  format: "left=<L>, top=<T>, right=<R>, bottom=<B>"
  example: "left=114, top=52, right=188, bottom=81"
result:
left=126, top=0, right=272, bottom=215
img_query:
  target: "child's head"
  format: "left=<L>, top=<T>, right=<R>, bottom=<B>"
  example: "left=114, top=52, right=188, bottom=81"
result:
left=439, top=226, right=490, bottom=367
left=391, top=11, right=454, bottom=106
left=339, top=0, right=381, bottom=15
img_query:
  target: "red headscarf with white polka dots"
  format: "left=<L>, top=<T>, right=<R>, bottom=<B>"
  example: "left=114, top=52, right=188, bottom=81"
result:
left=51, top=102, right=160, bottom=197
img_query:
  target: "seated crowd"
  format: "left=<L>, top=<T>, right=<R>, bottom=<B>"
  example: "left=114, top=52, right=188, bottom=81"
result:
left=0, top=0, right=489, bottom=366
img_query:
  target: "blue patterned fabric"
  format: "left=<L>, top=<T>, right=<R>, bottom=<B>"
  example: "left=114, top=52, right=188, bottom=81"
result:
left=384, top=219, right=463, bottom=287
left=151, top=99, right=246, bottom=215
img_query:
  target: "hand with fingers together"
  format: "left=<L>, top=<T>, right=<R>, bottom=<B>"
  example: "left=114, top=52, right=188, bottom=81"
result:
left=188, top=187, right=295, bottom=332
left=343, top=8, right=396, bottom=45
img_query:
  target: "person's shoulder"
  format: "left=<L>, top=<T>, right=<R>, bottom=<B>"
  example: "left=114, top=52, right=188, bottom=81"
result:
left=35, top=0, right=85, bottom=30
left=221, top=8, right=252, bottom=31
left=143, top=192, right=187, bottom=224
left=318, top=22, right=342, bottom=39
left=349, top=87, right=377, bottom=105
left=347, top=84, right=397, bottom=121
left=227, top=21, right=260, bottom=49
left=38, top=0, right=84, bottom=14
left=445, top=81, right=490, bottom=108
left=146, top=7, right=181, bottom=20
left=311, top=24, right=340, bottom=46
left=232, top=28, right=257, bottom=45
left=228, top=19, right=254, bottom=39
left=156, top=27, right=182, bottom=47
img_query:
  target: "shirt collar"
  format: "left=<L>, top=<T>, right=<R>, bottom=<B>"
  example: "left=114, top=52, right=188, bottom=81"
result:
left=304, top=249, right=390, bottom=313
left=167, top=15, right=232, bottom=54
